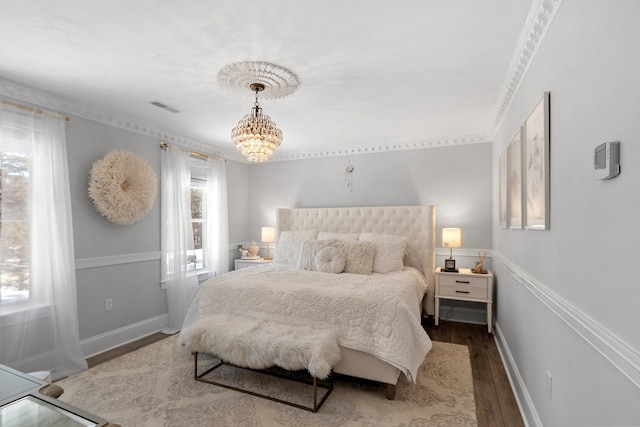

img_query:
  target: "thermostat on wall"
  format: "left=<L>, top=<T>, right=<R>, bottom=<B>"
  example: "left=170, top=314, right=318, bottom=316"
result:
left=594, top=141, right=620, bottom=180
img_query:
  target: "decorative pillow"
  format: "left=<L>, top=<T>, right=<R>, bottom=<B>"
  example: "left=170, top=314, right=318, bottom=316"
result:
left=273, top=230, right=318, bottom=265
left=333, top=240, right=376, bottom=275
left=296, top=239, right=339, bottom=271
left=317, top=232, right=360, bottom=241
left=315, top=246, right=346, bottom=274
left=360, top=233, right=408, bottom=274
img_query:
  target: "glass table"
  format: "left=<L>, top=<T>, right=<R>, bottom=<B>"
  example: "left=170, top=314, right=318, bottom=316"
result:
left=0, top=364, right=110, bottom=427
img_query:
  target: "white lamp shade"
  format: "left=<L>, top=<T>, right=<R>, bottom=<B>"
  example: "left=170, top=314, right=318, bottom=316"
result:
left=261, top=226, right=275, bottom=243
left=442, top=228, right=462, bottom=248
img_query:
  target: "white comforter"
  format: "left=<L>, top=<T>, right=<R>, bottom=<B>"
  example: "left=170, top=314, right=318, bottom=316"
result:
left=180, top=264, right=432, bottom=382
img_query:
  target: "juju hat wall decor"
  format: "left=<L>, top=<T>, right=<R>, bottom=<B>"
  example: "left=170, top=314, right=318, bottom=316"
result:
left=88, top=150, right=157, bottom=225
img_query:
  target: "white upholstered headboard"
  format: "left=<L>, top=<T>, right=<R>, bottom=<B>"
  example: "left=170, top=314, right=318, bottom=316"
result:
left=276, top=205, right=436, bottom=315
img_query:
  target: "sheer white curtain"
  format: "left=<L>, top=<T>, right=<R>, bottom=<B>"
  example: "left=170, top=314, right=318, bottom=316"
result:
left=160, top=147, right=198, bottom=334
left=203, top=157, right=229, bottom=279
left=0, top=106, right=87, bottom=379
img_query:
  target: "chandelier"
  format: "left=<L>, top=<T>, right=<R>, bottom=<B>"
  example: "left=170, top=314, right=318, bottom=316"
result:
left=231, top=83, right=282, bottom=163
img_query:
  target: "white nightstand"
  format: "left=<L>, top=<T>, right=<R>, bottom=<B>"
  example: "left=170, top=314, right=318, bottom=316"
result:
left=435, top=267, right=494, bottom=333
left=234, top=258, right=273, bottom=270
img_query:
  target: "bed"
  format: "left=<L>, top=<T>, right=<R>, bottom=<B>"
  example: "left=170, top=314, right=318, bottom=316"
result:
left=178, top=205, right=436, bottom=401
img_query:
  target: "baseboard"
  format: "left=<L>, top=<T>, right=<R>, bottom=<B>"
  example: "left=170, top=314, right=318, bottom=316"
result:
left=80, top=314, right=169, bottom=359
left=493, top=321, right=543, bottom=427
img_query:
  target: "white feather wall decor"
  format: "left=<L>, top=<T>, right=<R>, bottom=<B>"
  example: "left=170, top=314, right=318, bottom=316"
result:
left=88, top=150, right=157, bottom=225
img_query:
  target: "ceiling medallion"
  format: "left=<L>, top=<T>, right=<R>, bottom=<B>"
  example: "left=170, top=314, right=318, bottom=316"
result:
left=231, top=82, right=282, bottom=163
left=217, top=61, right=299, bottom=100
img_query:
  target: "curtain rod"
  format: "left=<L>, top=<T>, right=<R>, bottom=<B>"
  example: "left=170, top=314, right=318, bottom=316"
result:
left=1, top=99, right=70, bottom=121
left=160, top=141, right=226, bottom=163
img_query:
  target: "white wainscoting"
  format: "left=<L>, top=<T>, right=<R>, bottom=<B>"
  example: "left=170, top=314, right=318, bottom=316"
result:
left=74, top=248, right=238, bottom=358
left=492, top=253, right=640, bottom=426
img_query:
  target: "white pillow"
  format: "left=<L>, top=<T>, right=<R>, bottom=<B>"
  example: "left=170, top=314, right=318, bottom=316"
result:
left=315, top=246, right=346, bottom=274
left=317, top=232, right=360, bottom=241
left=333, top=240, right=375, bottom=275
left=297, top=239, right=339, bottom=271
left=360, top=233, right=408, bottom=274
left=273, top=230, right=318, bottom=265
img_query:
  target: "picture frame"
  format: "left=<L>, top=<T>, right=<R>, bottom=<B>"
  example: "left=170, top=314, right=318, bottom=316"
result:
left=508, top=127, right=524, bottom=229
left=523, top=92, right=550, bottom=230
left=499, top=149, right=508, bottom=228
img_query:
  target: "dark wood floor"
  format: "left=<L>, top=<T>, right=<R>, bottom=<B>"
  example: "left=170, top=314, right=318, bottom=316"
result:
left=87, top=321, right=523, bottom=427
left=424, top=320, right=524, bottom=427
left=87, top=332, right=170, bottom=369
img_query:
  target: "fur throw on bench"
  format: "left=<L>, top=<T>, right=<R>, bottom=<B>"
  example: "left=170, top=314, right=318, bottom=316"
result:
left=177, top=313, right=342, bottom=380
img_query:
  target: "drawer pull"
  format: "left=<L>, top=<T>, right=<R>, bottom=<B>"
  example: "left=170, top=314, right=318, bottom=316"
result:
left=455, top=290, right=470, bottom=294
left=455, top=280, right=470, bottom=284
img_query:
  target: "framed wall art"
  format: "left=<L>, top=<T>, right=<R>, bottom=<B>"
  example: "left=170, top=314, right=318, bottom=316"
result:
left=508, top=127, right=524, bottom=229
left=499, top=150, right=508, bottom=228
left=523, top=92, right=550, bottom=230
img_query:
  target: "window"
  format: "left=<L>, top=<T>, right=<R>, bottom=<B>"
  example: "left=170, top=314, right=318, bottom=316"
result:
left=0, top=137, right=31, bottom=307
left=187, top=180, right=206, bottom=271
left=187, top=160, right=210, bottom=272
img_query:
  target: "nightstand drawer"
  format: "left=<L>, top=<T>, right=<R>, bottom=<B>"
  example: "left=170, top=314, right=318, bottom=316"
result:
left=234, top=259, right=272, bottom=270
left=438, top=275, right=488, bottom=299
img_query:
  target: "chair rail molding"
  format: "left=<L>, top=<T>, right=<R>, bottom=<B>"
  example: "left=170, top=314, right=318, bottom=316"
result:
left=75, top=251, right=161, bottom=270
left=493, top=252, right=640, bottom=390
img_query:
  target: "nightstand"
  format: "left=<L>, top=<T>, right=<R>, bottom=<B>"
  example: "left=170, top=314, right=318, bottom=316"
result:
left=234, top=258, right=272, bottom=270
left=435, top=267, right=494, bottom=333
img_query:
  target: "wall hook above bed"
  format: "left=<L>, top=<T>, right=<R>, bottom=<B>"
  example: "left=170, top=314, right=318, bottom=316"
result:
left=345, top=162, right=355, bottom=192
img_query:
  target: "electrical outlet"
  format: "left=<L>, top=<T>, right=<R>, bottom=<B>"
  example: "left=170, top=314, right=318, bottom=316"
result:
left=105, top=298, right=113, bottom=312
left=546, top=371, right=552, bottom=399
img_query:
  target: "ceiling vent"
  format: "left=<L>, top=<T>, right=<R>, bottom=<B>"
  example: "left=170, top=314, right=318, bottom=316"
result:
left=148, top=100, right=180, bottom=114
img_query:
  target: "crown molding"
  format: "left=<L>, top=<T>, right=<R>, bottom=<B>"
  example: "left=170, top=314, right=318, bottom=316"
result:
left=491, top=0, right=564, bottom=137
left=0, top=77, right=493, bottom=164
left=269, top=134, right=492, bottom=162
left=0, top=77, right=244, bottom=162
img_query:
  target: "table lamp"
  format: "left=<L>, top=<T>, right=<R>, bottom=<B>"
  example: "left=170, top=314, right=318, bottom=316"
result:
left=261, top=226, right=275, bottom=260
left=442, top=227, right=461, bottom=272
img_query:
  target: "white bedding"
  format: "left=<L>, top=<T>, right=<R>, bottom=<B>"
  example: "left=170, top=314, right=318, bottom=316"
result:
left=180, top=264, right=432, bottom=382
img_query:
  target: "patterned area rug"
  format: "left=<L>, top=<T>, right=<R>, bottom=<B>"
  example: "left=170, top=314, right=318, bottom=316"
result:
left=57, top=336, right=477, bottom=426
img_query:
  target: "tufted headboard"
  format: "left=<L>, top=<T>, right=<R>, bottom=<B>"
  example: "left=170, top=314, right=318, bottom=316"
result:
left=276, top=205, right=436, bottom=315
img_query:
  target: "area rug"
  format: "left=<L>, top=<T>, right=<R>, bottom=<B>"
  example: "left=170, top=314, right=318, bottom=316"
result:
left=56, top=336, right=477, bottom=426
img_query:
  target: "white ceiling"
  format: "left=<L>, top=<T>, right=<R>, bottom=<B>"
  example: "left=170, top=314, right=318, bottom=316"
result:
left=0, top=1, right=543, bottom=162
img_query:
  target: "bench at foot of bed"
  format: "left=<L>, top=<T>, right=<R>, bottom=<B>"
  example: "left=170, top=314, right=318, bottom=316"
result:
left=193, top=353, right=334, bottom=412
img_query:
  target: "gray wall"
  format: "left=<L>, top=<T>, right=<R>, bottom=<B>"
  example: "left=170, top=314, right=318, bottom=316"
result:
left=246, top=143, right=493, bottom=265
left=492, top=1, right=640, bottom=425
left=64, top=116, right=492, bottom=354
left=65, top=117, right=249, bottom=355
left=66, top=118, right=165, bottom=346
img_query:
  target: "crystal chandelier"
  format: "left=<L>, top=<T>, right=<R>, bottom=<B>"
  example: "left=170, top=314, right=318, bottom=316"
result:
left=231, top=83, right=282, bottom=162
